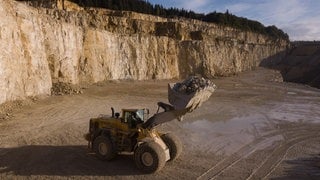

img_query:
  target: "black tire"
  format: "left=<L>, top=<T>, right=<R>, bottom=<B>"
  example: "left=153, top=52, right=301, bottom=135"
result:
left=93, top=136, right=117, bottom=161
left=161, top=133, right=182, bottom=161
left=134, top=142, right=166, bottom=173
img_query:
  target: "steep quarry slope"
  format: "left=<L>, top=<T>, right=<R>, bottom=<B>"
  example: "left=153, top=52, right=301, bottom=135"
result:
left=0, top=0, right=289, bottom=104
left=275, top=42, right=320, bottom=88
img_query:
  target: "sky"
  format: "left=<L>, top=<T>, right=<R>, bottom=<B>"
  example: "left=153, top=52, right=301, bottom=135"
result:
left=148, top=0, right=320, bottom=41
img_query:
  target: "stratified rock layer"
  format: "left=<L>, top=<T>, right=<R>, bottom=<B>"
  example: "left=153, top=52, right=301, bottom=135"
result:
left=0, top=1, right=289, bottom=104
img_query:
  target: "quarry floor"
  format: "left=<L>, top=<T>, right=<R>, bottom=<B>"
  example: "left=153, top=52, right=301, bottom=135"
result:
left=1, top=67, right=320, bottom=179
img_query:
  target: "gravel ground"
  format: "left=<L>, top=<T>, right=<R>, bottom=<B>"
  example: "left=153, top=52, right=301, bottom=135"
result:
left=1, top=67, right=320, bottom=179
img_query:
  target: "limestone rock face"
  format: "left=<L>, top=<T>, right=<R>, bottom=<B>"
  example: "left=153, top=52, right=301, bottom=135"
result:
left=0, top=1, right=289, bottom=104
left=0, top=1, right=52, bottom=104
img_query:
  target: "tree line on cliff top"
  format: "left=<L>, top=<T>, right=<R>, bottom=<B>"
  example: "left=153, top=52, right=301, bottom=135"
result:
left=71, top=0, right=288, bottom=40
left=20, top=0, right=289, bottom=40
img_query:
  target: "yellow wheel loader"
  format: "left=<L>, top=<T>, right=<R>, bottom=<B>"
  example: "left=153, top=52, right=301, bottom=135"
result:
left=84, top=76, right=216, bottom=173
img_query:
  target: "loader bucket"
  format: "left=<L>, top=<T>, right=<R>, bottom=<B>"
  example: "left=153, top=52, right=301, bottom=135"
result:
left=143, top=76, right=216, bottom=129
left=168, top=83, right=216, bottom=112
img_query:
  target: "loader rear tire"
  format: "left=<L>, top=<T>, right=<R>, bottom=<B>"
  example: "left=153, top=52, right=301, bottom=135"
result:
left=134, top=142, right=166, bottom=173
left=161, top=133, right=182, bottom=161
left=93, top=135, right=117, bottom=161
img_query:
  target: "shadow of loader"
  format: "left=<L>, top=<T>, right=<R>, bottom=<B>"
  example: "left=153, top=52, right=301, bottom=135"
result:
left=0, top=145, right=144, bottom=176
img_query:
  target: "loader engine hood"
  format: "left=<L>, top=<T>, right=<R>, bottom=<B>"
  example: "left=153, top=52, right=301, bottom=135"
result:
left=143, top=76, right=216, bottom=129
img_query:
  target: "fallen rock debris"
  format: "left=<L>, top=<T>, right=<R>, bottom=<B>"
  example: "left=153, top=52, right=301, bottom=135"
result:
left=51, top=82, right=83, bottom=95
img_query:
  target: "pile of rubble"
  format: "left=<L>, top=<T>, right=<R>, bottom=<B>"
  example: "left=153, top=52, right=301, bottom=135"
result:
left=172, top=76, right=216, bottom=95
left=51, top=82, right=83, bottom=96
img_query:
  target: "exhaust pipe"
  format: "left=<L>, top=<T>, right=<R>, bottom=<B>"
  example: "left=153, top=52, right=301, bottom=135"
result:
left=111, top=107, right=115, bottom=117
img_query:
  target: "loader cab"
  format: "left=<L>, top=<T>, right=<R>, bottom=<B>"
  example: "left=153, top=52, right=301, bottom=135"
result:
left=122, top=109, right=149, bottom=128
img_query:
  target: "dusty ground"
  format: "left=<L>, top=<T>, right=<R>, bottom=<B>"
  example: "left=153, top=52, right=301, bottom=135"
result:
left=1, top=68, right=320, bottom=179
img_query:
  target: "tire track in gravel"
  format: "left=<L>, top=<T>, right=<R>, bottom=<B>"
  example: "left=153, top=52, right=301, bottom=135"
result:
left=197, top=131, right=282, bottom=180
left=246, top=126, right=320, bottom=180
left=247, top=136, right=320, bottom=180
left=197, top=124, right=320, bottom=180
left=0, top=96, right=90, bottom=145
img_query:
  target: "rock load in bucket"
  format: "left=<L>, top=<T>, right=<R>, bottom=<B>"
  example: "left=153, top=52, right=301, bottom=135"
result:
left=168, top=76, right=217, bottom=112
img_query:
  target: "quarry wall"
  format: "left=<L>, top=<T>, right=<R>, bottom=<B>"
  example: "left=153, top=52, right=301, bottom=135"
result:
left=0, top=0, right=289, bottom=104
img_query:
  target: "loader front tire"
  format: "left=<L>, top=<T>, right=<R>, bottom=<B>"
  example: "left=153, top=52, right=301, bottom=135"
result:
left=93, top=135, right=117, bottom=161
left=161, top=133, right=182, bottom=161
left=134, top=142, right=166, bottom=173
